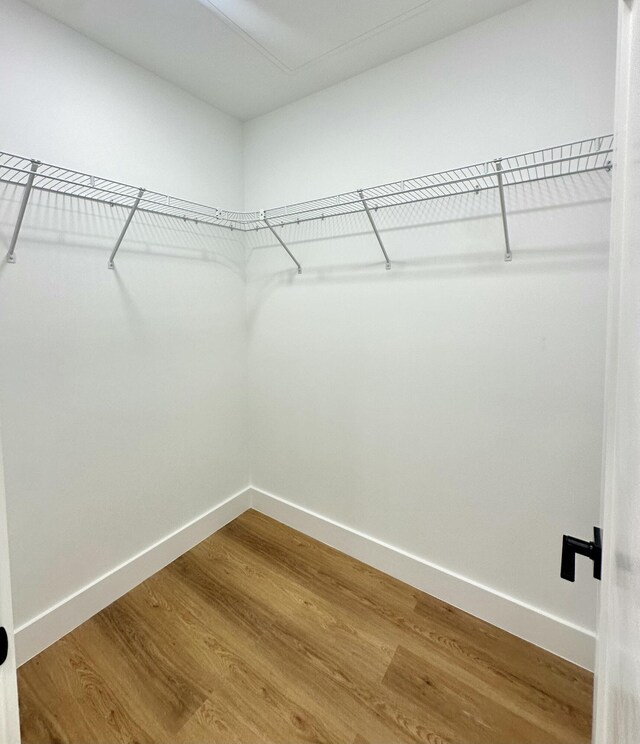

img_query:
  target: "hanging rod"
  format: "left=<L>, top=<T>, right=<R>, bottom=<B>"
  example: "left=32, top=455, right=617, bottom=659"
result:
left=0, top=134, right=613, bottom=265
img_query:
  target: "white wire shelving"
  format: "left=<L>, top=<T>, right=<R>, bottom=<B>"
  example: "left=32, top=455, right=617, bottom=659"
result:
left=0, top=134, right=613, bottom=270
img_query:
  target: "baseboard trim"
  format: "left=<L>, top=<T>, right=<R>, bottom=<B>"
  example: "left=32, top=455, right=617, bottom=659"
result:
left=15, top=487, right=252, bottom=666
left=16, top=485, right=595, bottom=670
left=248, top=487, right=596, bottom=670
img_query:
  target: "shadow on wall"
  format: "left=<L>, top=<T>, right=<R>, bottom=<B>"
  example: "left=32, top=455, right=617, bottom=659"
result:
left=244, top=169, right=611, bottom=329
left=0, top=183, right=247, bottom=279
left=245, top=169, right=610, bottom=262
left=0, top=168, right=611, bottom=324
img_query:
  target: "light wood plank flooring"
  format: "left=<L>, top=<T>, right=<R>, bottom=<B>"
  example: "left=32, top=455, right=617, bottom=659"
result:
left=19, top=509, right=593, bottom=743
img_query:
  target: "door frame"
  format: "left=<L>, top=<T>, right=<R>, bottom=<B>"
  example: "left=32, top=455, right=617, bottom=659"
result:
left=0, top=422, right=21, bottom=743
left=593, top=0, right=640, bottom=742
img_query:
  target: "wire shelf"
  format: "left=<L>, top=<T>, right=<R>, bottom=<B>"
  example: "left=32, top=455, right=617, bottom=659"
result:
left=0, top=153, right=240, bottom=229
left=0, top=134, right=613, bottom=234
left=251, top=134, right=613, bottom=229
left=0, top=134, right=614, bottom=269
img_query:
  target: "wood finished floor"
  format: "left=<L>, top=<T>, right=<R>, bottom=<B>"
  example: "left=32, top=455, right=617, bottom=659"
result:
left=18, top=510, right=593, bottom=744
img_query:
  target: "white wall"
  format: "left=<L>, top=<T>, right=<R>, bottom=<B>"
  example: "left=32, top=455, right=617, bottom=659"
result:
left=0, top=0, right=248, bottom=641
left=0, top=0, right=242, bottom=207
left=244, top=0, right=616, bottom=659
left=244, top=0, right=615, bottom=208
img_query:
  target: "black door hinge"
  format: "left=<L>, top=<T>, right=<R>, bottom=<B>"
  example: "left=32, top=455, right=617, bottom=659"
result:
left=0, top=627, right=7, bottom=666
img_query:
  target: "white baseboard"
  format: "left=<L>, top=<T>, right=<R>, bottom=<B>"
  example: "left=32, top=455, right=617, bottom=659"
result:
left=15, top=487, right=252, bottom=666
left=249, top=487, right=596, bottom=670
left=16, top=485, right=595, bottom=671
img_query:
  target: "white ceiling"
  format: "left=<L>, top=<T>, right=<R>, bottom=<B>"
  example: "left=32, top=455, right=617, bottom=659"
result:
left=24, top=0, right=530, bottom=120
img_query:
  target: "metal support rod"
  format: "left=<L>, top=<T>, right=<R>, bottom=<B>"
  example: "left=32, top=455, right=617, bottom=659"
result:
left=6, top=159, right=40, bottom=264
left=494, top=160, right=512, bottom=262
left=358, top=191, right=391, bottom=270
left=108, top=188, right=144, bottom=269
left=262, top=214, right=302, bottom=274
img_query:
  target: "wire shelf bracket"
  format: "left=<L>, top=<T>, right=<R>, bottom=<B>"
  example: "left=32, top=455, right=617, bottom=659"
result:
left=261, top=211, right=302, bottom=274
left=0, top=134, right=614, bottom=270
left=6, top=159, right=40, bottom=264
left=494, top=159, right=512, bottom=262
left=108, top=187, right=144, bottom=270
left=358, top=190, right=391, bottom=270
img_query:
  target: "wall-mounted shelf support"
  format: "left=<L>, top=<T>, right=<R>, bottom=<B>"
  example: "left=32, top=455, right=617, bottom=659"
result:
left=359, top=190, right=391, bottom=270
left=261, top=211, right=302, bottom=274
left=108, top=187, right=144, bottom=269
left=6, top=159, right=39, bottom=264
left=494, top=159, right=512, bottom=262
left=0, top=135, right=614, bottom=270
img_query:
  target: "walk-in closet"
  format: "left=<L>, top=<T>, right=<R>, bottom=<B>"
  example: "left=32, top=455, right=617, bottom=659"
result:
left=0, top=0, right=639, bottom=742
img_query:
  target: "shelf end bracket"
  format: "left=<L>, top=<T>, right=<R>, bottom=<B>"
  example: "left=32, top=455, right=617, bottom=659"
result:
left=6, top=159, right=40, bottom=264
left=359, top=191, right=391, bottom=270
left=261, top=211, right=302, bottom=274
left=494, top=159, right=512, bottom=262
left=108, top=188, right=144, bottom=269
